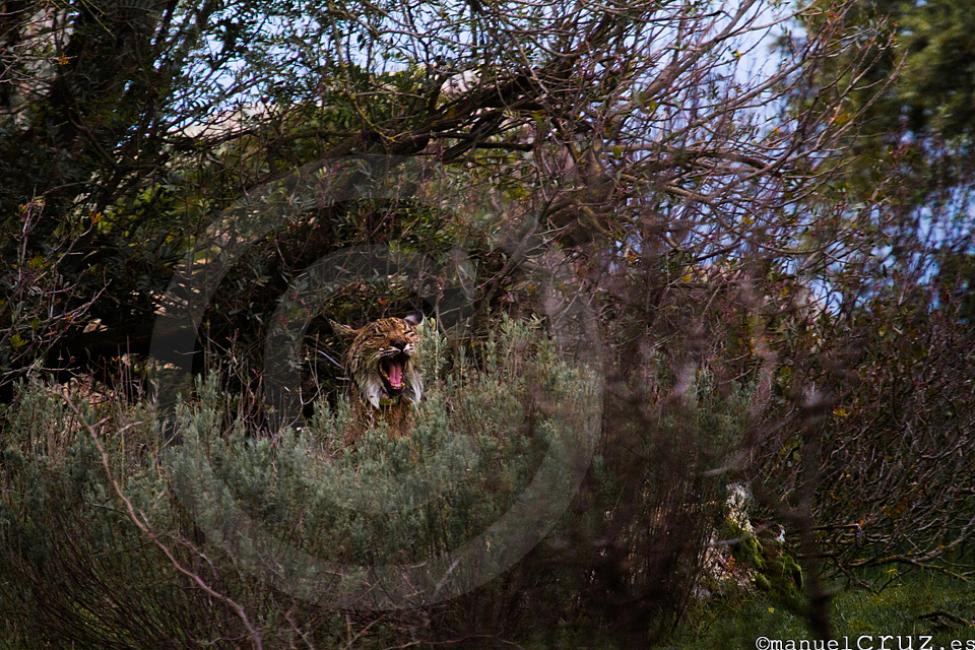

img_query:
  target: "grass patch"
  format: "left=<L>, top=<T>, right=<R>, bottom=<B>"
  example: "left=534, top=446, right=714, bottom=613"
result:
left=664, top=568, right=975, bottom=649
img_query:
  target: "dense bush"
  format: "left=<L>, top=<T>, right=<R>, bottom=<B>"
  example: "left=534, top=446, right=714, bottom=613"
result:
left=0, top=318, right=750, bottom=647
left=0, top=321, right=764, bottom=648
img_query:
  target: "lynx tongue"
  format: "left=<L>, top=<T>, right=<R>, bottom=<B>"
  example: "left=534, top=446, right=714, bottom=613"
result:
left=386, top=359, right=404, bottom=390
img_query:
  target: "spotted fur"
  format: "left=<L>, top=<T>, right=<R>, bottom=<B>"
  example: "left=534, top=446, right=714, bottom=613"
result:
left=330, top=312, right=424, bottom=438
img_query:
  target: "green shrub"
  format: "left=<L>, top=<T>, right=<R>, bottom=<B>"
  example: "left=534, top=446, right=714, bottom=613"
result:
left=0, top=317, right=760, bottom=647
left=0, top=319, right=601, bottom=646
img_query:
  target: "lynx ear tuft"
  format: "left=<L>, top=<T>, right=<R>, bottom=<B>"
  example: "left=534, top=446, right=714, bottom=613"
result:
left=329, top=319, right=357, bottom=338
left=403, top=311, right=423, bottom=327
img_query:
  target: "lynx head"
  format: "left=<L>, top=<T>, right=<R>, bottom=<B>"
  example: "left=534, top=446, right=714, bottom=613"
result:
left=330, top=311, right=424, bottom=410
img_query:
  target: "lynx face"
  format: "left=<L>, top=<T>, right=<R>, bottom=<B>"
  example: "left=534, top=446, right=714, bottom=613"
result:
left=330, top=312, right=424, bottom=410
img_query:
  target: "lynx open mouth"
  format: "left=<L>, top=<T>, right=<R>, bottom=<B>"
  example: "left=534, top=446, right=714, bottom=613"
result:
left=379, top=354, right=408, bottom=395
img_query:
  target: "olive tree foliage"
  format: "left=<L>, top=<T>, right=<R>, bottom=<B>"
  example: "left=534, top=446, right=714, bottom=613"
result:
left=1, top=0, right=875, bottom=387
left=796, top=0, right=975, bottom=199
